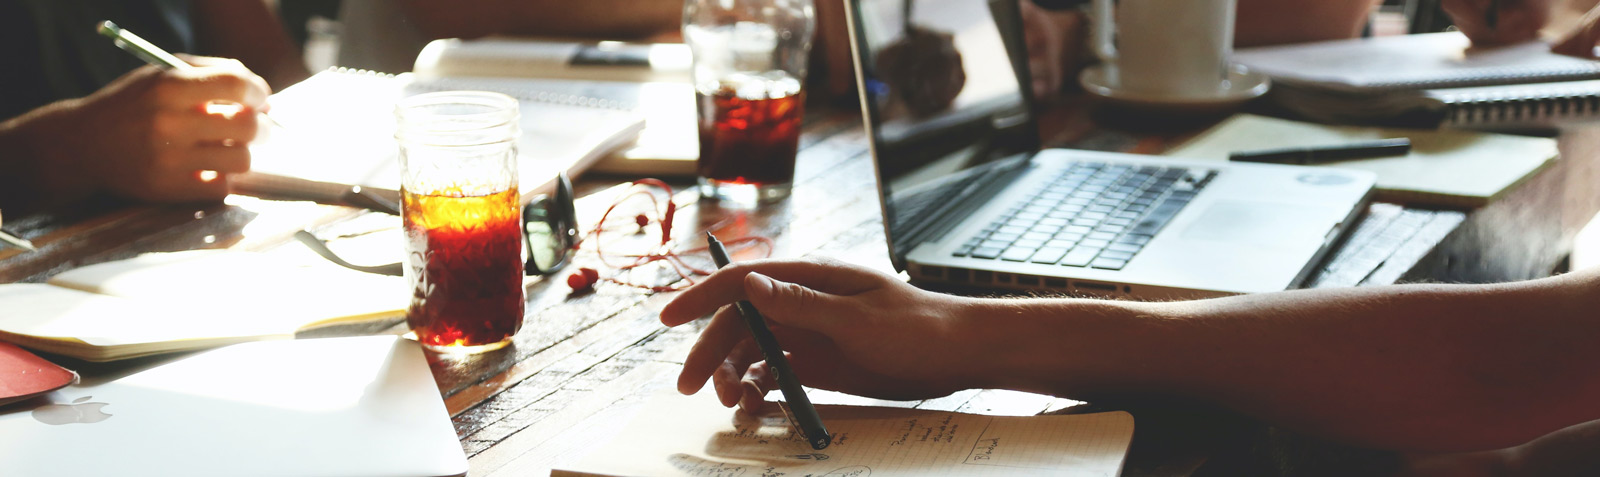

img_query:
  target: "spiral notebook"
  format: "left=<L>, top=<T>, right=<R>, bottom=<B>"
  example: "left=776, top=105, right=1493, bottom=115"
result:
left=243, top=67, right=646, bottom=203
left=1234, top=32, right=1600, bottom=129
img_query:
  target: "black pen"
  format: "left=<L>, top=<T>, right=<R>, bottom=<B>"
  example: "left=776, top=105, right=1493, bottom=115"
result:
left=1487, top=0, right=1500, bottom=30
left=705, top=232, right=831, bottom=450
left=1229, top=138, right=1411, bottom=165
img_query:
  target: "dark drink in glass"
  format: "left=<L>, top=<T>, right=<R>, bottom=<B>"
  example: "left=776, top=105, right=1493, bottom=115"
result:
left=695, top=72, right=805, bottom=203
left=402, top=186, right=525, bottom=352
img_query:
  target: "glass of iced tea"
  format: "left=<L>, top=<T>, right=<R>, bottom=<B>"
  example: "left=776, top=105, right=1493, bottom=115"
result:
left=684, top=0, right=815, bottom=205
left=395, top=91, right=524, bottom=354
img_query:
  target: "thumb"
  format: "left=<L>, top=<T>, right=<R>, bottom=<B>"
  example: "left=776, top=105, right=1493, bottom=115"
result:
left=743, top=272, right=849, bottom=332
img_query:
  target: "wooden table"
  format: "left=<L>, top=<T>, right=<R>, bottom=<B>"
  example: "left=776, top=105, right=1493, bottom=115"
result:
left=4, top=98, right=1598, bottom=476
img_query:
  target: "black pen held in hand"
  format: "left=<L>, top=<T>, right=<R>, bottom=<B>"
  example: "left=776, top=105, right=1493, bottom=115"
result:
left=1229, top=138, right=1411, bottom=165
left=705, top=232, right=831, bottom=450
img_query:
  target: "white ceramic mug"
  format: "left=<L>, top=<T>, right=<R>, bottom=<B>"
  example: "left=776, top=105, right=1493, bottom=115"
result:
left=1092, top=0, right=1236, bottom=98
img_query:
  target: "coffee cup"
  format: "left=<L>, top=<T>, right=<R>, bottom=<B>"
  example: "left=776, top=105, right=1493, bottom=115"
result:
left=1091, top=0, right=1237, bottom=98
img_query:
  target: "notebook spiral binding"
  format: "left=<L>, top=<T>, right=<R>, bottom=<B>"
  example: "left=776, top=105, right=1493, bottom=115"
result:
left=1438, top=82, right=1600, bottom=126
left=1363, top=65, right=1600, bottom=91
left=326, top=66, right=636, bottom=111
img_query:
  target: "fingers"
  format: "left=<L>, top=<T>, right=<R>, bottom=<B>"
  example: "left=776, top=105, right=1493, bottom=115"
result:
left=679, top=305, right=754, bottom=395
left=661, top=257, right=884, bottom=326
left=678, top=273, right=855, bottom=398
left=131, top=169, right=231, bottom=203
left=738, top=361, right=776, bottom=413
left=184, top=144, right=252, bottom=174
left=1553, top=30, right=1599, bottom=58
left=1554, top=6, right=1600, bottom=58
left=1444, top=0, right=1547, bottom=46
left=157, top=57, right=271, bottom=110
left=740, top=272, right=852, bottom=333
left=154, top=105, right=260, bottom=146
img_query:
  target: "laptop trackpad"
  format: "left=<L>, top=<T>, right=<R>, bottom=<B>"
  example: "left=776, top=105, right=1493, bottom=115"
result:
left=1180, top=201, right=1337, bottom=249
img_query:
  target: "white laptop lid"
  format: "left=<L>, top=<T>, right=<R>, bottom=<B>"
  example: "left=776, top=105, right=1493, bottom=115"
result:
left=0, top=336, right=466, bottom=477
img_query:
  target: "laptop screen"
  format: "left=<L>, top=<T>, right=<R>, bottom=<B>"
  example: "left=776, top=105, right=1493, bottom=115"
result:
left=848, top=0, right=1039, bottom=269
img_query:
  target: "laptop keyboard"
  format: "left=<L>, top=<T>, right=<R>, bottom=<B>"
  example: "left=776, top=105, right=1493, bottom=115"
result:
left=952, top=161, right=1216, bottom=270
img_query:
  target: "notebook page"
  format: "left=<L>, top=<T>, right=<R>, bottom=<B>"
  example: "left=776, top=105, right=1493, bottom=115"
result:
left=554, top=391, right=1133, bottom=477
left=1164, top=114, right=1557, bottom=208
left=45, top=250, right=407, bottom=328
left=0, top=284, right=289, bottom=348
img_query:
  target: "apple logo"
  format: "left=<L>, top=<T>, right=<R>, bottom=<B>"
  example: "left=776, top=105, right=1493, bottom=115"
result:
left=32, top=396, right=113, bottom=425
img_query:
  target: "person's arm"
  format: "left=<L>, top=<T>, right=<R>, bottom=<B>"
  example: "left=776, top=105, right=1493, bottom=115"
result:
left=0, top=59, right=268, bottom=213
left=396, top=0, right=682, bottom=41
left=990, top=268, right=1599, bottom=452
left=662, top=258, right=1600, bottom=453
left=190, top=0, right=310, bottom=90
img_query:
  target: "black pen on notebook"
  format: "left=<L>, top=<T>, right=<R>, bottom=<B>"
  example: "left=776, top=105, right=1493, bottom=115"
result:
left=705, top=232, right=831, bottom=450
left=96, top=20, right=288, bottom=130
left=1229, top=138, right=1411, bottom=165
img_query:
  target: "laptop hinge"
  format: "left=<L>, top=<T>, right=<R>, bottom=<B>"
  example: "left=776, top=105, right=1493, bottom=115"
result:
left=896, top=154, right=1034, bottom=259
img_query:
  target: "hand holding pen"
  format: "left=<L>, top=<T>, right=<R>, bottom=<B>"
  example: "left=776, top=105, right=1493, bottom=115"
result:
left=660, top=256, right=982, bottom=435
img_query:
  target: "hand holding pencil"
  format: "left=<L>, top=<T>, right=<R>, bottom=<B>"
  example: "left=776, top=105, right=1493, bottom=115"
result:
left=17, top=22, right=272, bottom=205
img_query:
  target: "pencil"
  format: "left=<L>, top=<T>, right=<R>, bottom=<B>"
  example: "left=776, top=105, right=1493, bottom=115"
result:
left=0, top=231, right=35, bottom=251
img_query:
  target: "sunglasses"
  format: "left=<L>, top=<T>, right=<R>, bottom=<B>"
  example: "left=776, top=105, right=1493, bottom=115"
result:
left=297, top=173, right=579, bottom=277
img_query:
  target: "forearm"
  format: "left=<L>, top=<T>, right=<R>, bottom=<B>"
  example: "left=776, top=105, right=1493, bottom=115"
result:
left=400, top=0, right=681, bottom=41
left=968, top=269, right=1600, bottom=451
left=0, top=101, right=94, bottom=213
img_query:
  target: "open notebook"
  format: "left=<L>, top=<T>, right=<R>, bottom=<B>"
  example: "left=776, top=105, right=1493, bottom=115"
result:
left=1234, top=32, right=1600, bottom=128
left=554, top=392, right=1134, bottom=477
left=0, top=250, right=405, bottom=361
left=242, top=67, right=647, bottom=204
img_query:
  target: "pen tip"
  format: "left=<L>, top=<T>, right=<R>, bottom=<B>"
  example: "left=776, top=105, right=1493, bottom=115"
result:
left=705, top=231, right=717, bottom=242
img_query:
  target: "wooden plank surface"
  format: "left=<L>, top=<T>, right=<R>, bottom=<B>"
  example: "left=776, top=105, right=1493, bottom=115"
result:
left=5, top=102, right=1599, bottom=476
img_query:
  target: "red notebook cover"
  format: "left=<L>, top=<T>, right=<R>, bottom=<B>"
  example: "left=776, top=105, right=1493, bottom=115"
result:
left=0, top=341, right=77, bottom=407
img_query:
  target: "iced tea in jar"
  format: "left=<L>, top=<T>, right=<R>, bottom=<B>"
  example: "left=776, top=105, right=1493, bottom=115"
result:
left=395, top=91, right=524, bottom=353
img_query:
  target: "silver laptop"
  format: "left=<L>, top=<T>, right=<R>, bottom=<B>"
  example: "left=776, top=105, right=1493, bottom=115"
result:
left=845, top=0, right=1375, bottom=299
left=0, top=336, right=467, bottom=477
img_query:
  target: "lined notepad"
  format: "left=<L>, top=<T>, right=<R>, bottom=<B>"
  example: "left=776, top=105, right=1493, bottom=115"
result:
left=1165, top=115, right=1557, bottom=208
left=553, top=391, right=1134, bottom=477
